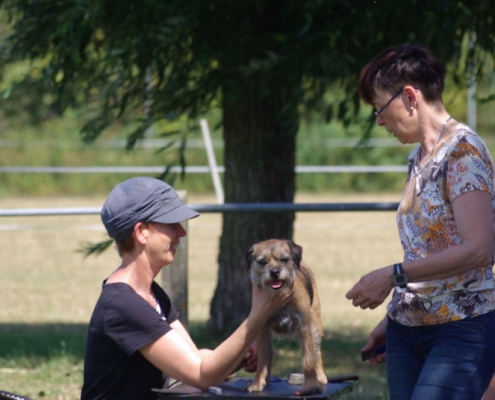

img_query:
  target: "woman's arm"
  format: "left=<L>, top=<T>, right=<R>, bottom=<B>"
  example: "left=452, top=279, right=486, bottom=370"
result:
left=402, top=190, right=494, bottom=281
left=169, top=320, right=258, bottom=372
left=169, top=319, right=199, bottom=352
left=139, top=282, right=292, bottom=389
left=347, top=190, right=494, bottom=309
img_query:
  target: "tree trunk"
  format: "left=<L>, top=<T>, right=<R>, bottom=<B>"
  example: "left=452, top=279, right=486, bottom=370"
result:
left=209, top=75, right=302, bottom=334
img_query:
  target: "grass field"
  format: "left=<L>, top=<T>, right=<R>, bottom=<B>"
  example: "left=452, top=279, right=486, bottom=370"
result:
left=0, top=192, right=403, bottom=399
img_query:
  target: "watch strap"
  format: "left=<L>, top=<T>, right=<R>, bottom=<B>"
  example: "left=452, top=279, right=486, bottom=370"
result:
left=393, top=263, right=408, bottom=288
left=394, top=263, right=404, bottom=275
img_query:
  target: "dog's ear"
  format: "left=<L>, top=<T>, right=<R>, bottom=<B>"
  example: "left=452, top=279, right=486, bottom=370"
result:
left=245, top=246, right=255, bottom=271
left=287, top=240, right=302, bottom=266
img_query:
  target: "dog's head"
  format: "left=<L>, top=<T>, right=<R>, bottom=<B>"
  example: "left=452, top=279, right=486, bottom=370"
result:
left=246, top=239, right=302, bottom=290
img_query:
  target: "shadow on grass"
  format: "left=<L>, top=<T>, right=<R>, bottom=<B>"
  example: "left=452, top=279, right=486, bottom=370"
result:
left=0, top=322, right=388, bottom=399
left=0, top=323, right=87, bottom=368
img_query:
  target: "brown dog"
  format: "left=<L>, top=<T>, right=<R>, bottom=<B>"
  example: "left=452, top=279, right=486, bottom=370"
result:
left=245, top=239, right=328, bottom=395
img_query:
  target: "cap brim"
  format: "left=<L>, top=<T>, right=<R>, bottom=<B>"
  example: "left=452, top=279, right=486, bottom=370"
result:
left=151, top=205, right=199, bottom=224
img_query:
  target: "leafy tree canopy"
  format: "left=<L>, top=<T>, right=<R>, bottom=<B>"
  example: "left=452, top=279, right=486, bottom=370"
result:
left=1, top=1, right=493, bottom=139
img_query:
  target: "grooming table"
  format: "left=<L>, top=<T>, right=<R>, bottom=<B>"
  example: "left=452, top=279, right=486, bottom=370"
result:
left=153, top=375, right=356, bottom=400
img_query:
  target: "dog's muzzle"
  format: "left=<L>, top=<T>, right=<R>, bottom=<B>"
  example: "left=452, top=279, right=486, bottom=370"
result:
left=269, top=269, right=284, bottom=289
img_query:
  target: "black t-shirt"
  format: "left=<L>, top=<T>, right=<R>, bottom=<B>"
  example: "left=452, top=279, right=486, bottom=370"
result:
left=81, top=281, right=179, bottom=400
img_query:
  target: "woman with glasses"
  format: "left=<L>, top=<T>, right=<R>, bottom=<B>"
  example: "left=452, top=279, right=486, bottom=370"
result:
left=346, top=43, right=495, bottom=400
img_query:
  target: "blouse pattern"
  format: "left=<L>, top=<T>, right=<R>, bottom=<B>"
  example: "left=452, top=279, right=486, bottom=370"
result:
left=388, top=123, right=495, bottom=326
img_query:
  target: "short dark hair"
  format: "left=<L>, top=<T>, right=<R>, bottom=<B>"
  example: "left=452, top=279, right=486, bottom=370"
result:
left=115, top=234, right=136, bottom=256
left=358, top=43, right=446, bottom=105
left=114, top=221, right=156, bottom=256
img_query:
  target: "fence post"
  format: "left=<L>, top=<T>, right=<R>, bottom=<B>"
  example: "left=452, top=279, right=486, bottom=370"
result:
left=160, top=191, right=189, bottom=329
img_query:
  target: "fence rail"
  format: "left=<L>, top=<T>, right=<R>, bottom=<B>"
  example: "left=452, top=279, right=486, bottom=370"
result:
left=0, top=165, right=408, bottom=174
left=0, top=137, right=410, bottom=149
left=0, top=202, right=399, bottom=217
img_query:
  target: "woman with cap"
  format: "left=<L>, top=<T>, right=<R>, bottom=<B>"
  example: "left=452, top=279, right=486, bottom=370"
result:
left=81, top=177, right=293, bottom=400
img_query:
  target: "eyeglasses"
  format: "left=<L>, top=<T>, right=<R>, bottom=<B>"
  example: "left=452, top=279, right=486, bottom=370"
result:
left=374, top=86, right=419, bottom=116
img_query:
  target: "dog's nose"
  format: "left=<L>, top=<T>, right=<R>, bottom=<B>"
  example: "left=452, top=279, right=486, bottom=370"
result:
left=270, top=269, right=280, bottom=279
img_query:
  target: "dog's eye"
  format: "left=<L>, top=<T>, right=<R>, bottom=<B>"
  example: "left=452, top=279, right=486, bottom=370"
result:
left=280, top=257, right=290, bottom=263
left=257, top=259, right=268, bottom=266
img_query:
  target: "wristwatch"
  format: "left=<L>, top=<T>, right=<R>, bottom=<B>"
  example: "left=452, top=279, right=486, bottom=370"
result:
left=392, top=263, right=408, bottom=288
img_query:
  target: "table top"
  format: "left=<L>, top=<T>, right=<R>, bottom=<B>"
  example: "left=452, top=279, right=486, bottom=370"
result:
left=153, top=377, right=353, bottom=400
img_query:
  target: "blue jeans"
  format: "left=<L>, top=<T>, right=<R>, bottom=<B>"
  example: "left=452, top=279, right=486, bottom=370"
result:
left=386, top=310, right=495, bottom=400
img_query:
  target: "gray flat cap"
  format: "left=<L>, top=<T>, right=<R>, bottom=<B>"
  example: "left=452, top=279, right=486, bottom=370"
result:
left=101, top=177, right=199, bottom=241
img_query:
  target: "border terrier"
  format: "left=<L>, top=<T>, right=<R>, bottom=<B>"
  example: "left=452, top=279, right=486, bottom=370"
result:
left=245, top=239, right=328, bottom=395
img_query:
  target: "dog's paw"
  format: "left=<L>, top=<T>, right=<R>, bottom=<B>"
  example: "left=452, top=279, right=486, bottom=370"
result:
left=317, top=372, right=328, bottom=385
left=225, top=372, right=237, bottom=381
left=245, top=380, right=266, bottom=392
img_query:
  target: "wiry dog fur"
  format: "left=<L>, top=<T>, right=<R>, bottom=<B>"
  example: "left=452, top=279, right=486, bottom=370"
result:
left=245, top=239, right=328, bottom=395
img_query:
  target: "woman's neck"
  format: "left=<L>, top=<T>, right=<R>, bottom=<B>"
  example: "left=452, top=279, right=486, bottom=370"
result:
left=419, top=115, right=453, bottom=162
left=108, top=264, right=157, bottom=306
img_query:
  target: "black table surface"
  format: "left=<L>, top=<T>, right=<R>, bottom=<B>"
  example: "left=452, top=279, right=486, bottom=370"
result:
left=153, top=377, right=353, bottom=400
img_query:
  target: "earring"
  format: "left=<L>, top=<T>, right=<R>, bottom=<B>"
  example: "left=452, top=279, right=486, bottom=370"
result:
left=410, top=106, right=414, bottom=110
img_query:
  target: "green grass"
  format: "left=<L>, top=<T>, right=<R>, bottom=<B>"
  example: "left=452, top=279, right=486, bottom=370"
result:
left=0, top=324, right=86, bottom=399
left=0, top=323, right=388, bottom=400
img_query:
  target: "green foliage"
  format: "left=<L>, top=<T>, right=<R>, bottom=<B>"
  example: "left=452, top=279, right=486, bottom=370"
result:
left=1, top=0, right=494, bottom=143
left=79, top=239, right=114, bottom=259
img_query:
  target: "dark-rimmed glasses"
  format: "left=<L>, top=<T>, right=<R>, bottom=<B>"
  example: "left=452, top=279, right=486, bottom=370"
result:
left=374, top=86, right=419, bottom=116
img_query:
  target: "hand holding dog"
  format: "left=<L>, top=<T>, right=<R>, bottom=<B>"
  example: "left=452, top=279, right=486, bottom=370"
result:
left=240, top=341, right=258, bottom=372
left=230, top=341, right=258, bottom=375
left=346, top=265, right=394, bottom=309
left=250, top=281, right=294, bottom=323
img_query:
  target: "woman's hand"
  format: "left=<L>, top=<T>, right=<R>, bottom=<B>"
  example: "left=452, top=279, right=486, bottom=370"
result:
left=361, top=317, right=387, bottom=367
left=346, top=265, right=395, bottom=309
left=241, top=341, right=258, bottom=372
left=250, top=281, right=294, bottom=322
left=232, top=341, right=258, bottom=373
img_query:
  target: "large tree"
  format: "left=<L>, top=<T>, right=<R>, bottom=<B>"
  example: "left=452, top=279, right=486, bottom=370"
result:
left=1, top=0, right=494, bottom=333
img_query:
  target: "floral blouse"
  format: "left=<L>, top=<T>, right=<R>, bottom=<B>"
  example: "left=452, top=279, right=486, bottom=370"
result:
left=388, top=123, right=495, bottom=326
